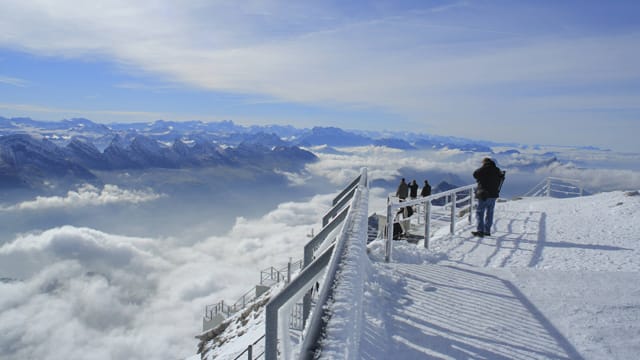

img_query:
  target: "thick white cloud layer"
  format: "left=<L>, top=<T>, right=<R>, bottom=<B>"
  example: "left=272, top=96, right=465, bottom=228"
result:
left=1, top=184, right=164, bottom=212
left=306, top=146, right=640, bottom=196
left=307, top=146, right=491, bottom=187
left=0, top=193, right=332, bottom=360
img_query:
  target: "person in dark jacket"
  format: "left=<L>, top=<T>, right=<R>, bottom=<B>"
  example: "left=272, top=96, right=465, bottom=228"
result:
left=472, top=158, right=504, bottom=237
left=421, top=180, right=431, bottom=197
left=408, top=180, right=419, bottom=199
left=396, top=178, right=409, bottom=200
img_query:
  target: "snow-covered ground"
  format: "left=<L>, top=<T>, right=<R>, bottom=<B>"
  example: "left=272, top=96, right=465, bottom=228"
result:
left=206, top=190, right=640, bottom=359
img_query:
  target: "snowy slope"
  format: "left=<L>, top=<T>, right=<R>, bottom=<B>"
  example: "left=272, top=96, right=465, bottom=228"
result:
left=205, top=191, right=640, bottom=359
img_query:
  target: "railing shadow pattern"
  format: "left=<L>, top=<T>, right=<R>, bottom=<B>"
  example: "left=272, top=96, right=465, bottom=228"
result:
left=360, top=263, right=583, bottom=360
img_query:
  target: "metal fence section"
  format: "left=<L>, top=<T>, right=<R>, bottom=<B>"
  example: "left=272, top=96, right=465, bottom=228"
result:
left=264, top=168, right=368, bottom=360
left=203, top=258, right=303, bottom=332
left=524, top=177, right=584, bottom=198
left=260, top=260, right=304, bottom=286
left=233, top=334, right=266, bottom=360
left=385, top=184, right=477, bottom=262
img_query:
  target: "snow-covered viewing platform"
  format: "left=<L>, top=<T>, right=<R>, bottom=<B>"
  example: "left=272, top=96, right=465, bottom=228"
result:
left=200, top=173, right=640, bottom=360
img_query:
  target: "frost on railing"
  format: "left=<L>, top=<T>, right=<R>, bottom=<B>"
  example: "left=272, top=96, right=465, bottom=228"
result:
left=264, top=168, right=368, bottom=360
left=524, top=177, right=584, bottom=198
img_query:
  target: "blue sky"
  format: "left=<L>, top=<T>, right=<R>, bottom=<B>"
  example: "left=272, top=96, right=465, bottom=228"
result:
left=0, top=0, right=639, bottom=151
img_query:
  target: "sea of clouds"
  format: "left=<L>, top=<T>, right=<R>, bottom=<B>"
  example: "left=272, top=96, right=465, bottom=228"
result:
left=0, top=146, right=638, bottom=359
left=0, top=191, right=332, bottom=359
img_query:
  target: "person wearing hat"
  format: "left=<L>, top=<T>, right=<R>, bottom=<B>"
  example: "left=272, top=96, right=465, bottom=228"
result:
left=472, top=157, right=504, bottom=237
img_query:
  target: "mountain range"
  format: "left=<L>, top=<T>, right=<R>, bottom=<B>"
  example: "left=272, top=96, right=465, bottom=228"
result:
left=0, top=116, right=495, bottom=151
left=0, top=118, right=323, bottom=190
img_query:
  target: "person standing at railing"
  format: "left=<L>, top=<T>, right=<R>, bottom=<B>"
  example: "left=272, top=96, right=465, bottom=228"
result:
left=421, top=180, right=432, bottom=197
left=409, top=179, right=419, bottom=199
left=472, top=158, right=504, bottom=237
left=396, top=178, right=409, bottom=201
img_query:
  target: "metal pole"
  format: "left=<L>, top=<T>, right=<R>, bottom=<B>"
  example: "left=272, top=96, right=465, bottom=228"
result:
left=247, top=344, right=253, bottom=360
left=546, top=178, right=551, bottom=197
left=287, top=259, right=291, bottom=284
left=450, top=192, right=457, bottom=234
left=265, top=302, right=278, bottom=360
left=385, top=203, right=393, bottom=262
left=424, top=200, right=431, bottom=249
left=302, top=290, right=311, bottom=328
left=468, top=188, right=474, bottom=224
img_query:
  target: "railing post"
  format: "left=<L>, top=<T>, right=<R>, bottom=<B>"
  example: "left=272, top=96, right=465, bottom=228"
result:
left=247, top=344, right=253, bottom=360
left=424, top=200, right=431, bottom=249
left=450, top=192, right=456, bottom=234
left=468, top=188, right=474, bottom=224
left=385, top=203, right=393, bottom=262
left=302, top=290, right=311, bottom=329
left=546, top=178, right=551, bottom=197
left=265, top=302, right=278, bottom=360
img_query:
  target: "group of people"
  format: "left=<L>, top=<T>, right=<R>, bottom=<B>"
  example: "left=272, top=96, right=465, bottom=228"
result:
left=392, top=178, right=431, bottom=239
left=392, top=157, right=505, bottom=239
left=395, top=178, right=431, bottom=201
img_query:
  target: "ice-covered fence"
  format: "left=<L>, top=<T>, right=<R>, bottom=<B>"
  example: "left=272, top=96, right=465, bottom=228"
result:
left=385, top=184, right=477, bottom=262
left=264, top=168, right=368, bottom=360
left=524, top=177, right=584, bottom=198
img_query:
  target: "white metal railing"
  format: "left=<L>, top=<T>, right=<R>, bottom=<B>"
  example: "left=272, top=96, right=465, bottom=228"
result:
left=264, top=168, right=368, bottom=360
left=233, top=334, right=266, bottom=360
left=203, top=258, right=303, bottom=331
left=524, top=177, right=583, bottom=198
left=260, top=260, right=304, bottom=286
left=385, top=184, right=477, bottom=262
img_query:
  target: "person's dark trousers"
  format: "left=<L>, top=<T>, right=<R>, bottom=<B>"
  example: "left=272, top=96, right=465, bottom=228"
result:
left=476, top=198, right=497, bottom=235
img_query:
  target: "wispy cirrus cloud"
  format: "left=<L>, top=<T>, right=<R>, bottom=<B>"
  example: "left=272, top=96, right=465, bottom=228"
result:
left=0, top=75, right=29, bottom=87
left=0, top=102, right=173, bottom=121
left=0, top=1, right=638, bottom=150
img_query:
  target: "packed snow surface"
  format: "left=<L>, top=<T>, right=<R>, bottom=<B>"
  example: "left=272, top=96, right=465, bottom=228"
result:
left=209, top=191, right=640, bottom=359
